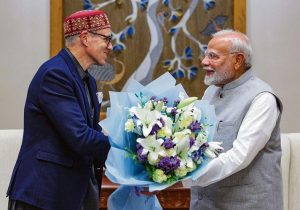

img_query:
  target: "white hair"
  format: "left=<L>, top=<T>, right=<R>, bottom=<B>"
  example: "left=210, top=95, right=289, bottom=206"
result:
left=64, top=35, right=80, bottom=47
left=212, top=29, right=252, bottom=70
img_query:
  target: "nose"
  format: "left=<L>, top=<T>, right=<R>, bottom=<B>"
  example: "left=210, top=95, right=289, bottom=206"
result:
left=106, top=42, right=113, bottom=50
left=201, top=56, right=210, bottom=67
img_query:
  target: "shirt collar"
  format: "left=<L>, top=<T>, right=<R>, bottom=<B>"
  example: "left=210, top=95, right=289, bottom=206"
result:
left=65, top=48, right=88, bottom=80
left=222, top=69, right=254, bottom=90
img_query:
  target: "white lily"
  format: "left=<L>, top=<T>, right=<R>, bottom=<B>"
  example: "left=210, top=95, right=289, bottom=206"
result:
left=129, top=106, right=162, bottom=137
left=173, top=130, right=191, bottom=155
left=137, top=135, right=166, bottom=165
left=180, top=155, right=195, bottom=170
left=144, top=100, right=154, bottom=110
left=178, top=115, right=194, bottom=129
left=181, top=105, right=201, bottom=122
left=157, top=126, right=172, bottom=138
left=177, top=97, right=198, bottom=109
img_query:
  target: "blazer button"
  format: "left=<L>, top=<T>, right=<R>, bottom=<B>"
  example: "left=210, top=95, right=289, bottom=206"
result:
left=220, top=93, right=223, bottom=98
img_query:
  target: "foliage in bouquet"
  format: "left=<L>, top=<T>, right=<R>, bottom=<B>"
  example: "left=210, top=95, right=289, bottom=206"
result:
left=125, top=92, right=223, bottom=184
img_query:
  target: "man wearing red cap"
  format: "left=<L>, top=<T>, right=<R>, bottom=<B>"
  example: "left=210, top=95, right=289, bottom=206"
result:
left=7, top=10, right=113, bottom=210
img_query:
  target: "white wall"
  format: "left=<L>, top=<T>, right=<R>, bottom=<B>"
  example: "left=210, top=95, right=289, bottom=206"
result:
left=247, top=0, right=300, bottom=132
left=0, top=0, right=49, bottom=129
left=0, top=0, right=299, bottom=132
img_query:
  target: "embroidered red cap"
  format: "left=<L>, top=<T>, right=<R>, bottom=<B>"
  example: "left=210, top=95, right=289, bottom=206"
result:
left=64, top=10, right=111, bottom=38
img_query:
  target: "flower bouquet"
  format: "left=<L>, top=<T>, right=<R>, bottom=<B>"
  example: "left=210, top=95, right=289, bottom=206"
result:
left=99, top=72, right=222, bottom=210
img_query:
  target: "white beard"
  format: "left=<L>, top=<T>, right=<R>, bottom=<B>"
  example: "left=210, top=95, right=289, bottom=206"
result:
left=204, top=69, right=234, bottom=86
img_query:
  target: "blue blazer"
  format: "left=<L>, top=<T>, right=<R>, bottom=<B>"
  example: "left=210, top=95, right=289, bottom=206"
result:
left=7, top=49, right=111, bottom=210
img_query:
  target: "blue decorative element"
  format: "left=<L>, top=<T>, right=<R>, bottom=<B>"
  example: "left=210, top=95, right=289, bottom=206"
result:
left=163, top=0, right=170, bottom=7
left=203, top=0, right=216, bottom=11
left=169, top=28, right=178, bottom=35
left=140, top=0, right=149, bottom=10
left=171, top=69, right=185, bottom=79
left=188, top=66, right=198, bottom=80
left=83, top=0, right=94, bottom=10
left=126, top=26, right=135, bottom=37
left=169, top=9, right=183, bottom=22
left=80, top=0, right=220, bottom=83
left=184, top=47, right=193, bottom=60
left=214, top=15, right=228, bottom=25
left=170, top=14, right=177, bottom=22
left=113, top=44, right=125, bottom=53
left=163, top=60, right=171, bottom=68
left=120, top=32, right=126, bottom=41
left=200, top=15, right=228, bottom=36
left=201, top=45, right=208, bottom=54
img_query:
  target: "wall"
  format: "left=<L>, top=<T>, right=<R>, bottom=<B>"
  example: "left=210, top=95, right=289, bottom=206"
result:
left=0, top=0, right=49, bottom=128
left=0, top=0, right=299, bottom=132
left=247, top=0, right=300, bottom=132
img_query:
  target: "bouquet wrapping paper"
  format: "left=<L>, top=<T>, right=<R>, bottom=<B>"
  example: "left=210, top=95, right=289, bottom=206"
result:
left=100, top=72, right=218, bottom=210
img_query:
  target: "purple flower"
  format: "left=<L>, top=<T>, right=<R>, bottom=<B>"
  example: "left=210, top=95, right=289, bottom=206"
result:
left=191, top=150, right=202, bottom=162
left=188, top=121, right=201, bottom=133
left=162, top=97, right=168, bottom=104
left=149, top=124, right=161, bottom=135
left=170, top=108, right=177, bottom=116
left=159, top=118, right=165, bottom=127
left=173, top=100, right=180, bottom=107
left=162, top=138, right=175, bottom=149
left=192, top=143, right=209, bottom=161
left=150, top=96, right=157, bottom=101
left=200, top=142, right=209, bottom=150
left=136, top=143, right=147, bottom=163
left=157, top=156, right=180, bottom=174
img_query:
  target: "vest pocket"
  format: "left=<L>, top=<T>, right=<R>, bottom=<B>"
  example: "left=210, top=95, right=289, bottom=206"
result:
left=217, top=120, right=235, bottom=129
left=216, top=121, right=237, bottom=150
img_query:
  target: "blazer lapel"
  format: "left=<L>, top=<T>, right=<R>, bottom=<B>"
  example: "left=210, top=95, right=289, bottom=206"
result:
left=59, top=49, right=93, bottom=127
left=86, top=74, right=100, bottom=127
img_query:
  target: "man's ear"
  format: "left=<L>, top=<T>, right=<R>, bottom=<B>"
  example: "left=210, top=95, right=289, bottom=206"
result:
left=234, top=53, right=245, bottom=70
left=79, top=31, right=89, bottom=47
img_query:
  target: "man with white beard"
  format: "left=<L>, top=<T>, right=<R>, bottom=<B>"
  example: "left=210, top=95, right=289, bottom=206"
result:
left=181, top=29, right=283, bottom=210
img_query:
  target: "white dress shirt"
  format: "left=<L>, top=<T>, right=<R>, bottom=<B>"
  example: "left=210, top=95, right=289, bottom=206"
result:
left=183, top=92, right=279, bottom=187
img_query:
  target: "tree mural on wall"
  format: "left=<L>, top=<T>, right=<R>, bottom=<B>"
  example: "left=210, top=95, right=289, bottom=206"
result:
left=81, top=0, right=232, bottom=106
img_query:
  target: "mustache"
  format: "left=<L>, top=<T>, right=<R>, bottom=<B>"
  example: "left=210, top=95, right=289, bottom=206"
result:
left=202, top=67, right=215, bottom=72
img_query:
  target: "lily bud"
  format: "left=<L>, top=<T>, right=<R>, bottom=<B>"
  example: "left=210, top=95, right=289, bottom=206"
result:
left=176, top=97, right=198, bottom=109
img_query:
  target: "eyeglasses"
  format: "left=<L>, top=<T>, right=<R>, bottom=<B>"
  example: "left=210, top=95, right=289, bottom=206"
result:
left=204, top=51, right=239, bottom=61
left=88, top=31, right=113, bottom=47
